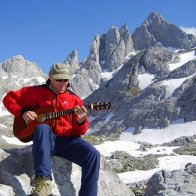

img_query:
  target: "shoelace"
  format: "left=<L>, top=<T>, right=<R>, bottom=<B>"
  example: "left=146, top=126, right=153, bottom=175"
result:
left=31, top=177, right=49, bottom=193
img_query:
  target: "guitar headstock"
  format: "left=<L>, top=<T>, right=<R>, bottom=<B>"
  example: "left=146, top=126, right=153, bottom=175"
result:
left=86, top=102, right=111, bottom=111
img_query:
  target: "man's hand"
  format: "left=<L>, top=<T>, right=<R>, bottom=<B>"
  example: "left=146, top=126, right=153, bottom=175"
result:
left=23, top=111, right=37, bottom=123
left=74, top=106, right=87, bottom=124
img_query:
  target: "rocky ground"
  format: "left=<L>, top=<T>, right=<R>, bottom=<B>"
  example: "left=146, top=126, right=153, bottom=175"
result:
left=84, top=135, right=196, bottom=196
left=1, top=133, right=196, bottom=196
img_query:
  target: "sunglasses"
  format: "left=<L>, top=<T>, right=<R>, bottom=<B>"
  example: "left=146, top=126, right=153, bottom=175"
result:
left=55, top=79, right=69, bottom=82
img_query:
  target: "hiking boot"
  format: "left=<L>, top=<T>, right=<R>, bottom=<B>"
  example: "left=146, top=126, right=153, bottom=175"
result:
left=30, top=176, right=52, bottom=196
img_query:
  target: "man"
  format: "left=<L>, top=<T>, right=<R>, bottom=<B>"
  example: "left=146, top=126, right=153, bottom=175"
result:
left=3, top=63, right=100, bottom=196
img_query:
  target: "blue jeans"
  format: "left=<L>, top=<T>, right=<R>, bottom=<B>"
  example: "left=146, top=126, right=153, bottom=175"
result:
left=32, top=124, right=100, bottom=196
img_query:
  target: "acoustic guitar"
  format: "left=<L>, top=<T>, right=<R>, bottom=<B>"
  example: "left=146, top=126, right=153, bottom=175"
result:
left=13, top=102, right=111, bottom=143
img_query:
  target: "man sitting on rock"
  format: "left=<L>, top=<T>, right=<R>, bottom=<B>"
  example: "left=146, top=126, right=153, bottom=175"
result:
left=3, top=63, right=100, bottom=196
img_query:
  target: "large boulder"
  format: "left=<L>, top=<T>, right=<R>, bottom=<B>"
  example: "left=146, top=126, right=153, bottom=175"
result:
left=0, top=146, right=134, bottom=196
left=144, top=163, right=196, bottom=196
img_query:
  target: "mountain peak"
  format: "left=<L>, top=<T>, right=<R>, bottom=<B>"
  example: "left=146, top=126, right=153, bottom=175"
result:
left=145, top=12, right=166, bottom=25
left=148, top=12, right=163, bottom=19
left=132, top=12, right=196, bottom=50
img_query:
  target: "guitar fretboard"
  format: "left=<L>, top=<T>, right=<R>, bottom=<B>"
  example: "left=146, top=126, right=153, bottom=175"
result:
left=45, top=109, right=74, bottom=120
left=36, top=102, right=111, bottom=122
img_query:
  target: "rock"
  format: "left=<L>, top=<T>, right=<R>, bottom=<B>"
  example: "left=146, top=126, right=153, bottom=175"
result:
left=0, top=184, right=14, bottom=196
left=167, top=59, right=196, bottom=79
left=64, top=50, right=80, bottom=74
left=102, top=24, right=134, bottom=71
left=177, top=75, right=196, bottom=121
left=1, top=55, right=45, bottom=78
left=144, top=164, right=196, bottom=196
left=0, top=146, right=134, bottom=196
left=140, top=46, right=179, bottom=76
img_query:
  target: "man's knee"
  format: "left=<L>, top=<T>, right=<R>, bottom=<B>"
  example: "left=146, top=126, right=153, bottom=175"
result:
left=33, top=124, right=52, bottom=141
left=35, top=123, right=50, bottom=130
left=89, top=146, right=101, bottom=164
left=94, top=148, right=100, bottom=161
left=34, top=124, right=50, bottom=134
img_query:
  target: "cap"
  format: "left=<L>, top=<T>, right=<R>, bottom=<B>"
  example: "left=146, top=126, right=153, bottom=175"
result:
left=49, top=63, right=71, bottom=80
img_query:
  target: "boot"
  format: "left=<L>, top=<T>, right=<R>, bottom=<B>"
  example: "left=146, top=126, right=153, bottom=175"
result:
left=30, top=176, right=52, bottom=196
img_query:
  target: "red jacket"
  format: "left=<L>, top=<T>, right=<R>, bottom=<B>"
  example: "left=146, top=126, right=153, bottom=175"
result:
left=3, top=81, right=89, bottom=136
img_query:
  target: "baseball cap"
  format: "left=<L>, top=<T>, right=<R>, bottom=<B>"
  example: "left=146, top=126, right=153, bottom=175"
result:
left=49, top=63, right=71, bottom=80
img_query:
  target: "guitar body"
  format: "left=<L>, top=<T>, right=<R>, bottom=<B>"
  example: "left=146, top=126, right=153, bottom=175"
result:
left=13, top=105, right=56, bottom=143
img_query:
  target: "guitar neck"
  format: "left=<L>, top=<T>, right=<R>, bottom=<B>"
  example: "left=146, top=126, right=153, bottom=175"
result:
left=36, top=102, right=111, bottom=122
left=45, top=109, right=74, bottom=120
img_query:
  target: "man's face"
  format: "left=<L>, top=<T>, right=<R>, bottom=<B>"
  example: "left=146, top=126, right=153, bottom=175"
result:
left=49, top=74, right=69, bottom=94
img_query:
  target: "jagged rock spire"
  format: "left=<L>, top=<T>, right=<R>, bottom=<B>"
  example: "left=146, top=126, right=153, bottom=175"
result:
left=64, top=49, right=80, bottom=74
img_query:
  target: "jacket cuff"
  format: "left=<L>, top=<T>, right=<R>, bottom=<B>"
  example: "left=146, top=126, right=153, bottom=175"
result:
left=76, top=119, right=86, bottom=126
left=20, top=107, right=30, bottom=118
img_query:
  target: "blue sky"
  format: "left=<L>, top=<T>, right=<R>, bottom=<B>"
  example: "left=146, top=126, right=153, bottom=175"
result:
left=0, top=0, right=196, bottom=74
